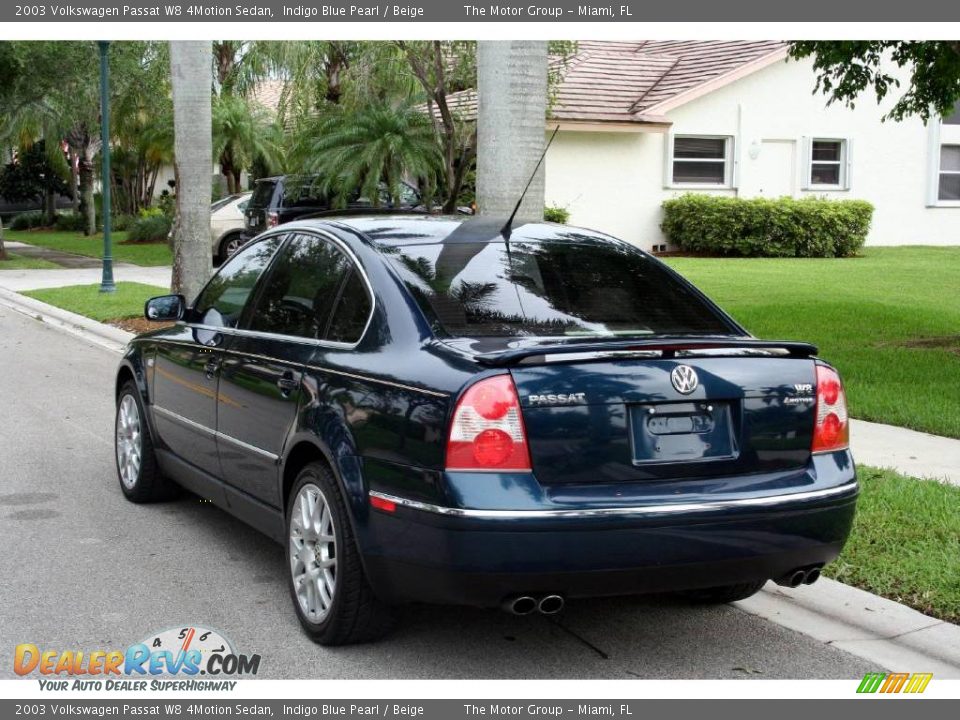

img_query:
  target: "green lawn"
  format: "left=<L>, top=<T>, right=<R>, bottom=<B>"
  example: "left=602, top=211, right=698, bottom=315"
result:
left=22, top=282, right=163, bottom=322
left=4, top=229, right=172, bottom=266
left=665, top=247, right=960, bottom=438
left=0, top=251, right=59, bottom=270
left=826, top=466, right=960, bottom=624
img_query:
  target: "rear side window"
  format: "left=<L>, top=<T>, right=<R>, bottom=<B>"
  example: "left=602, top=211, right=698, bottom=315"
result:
left=246, top=234, right=350, bottom=339
left=388, top=240, right=733, bottom=338
left=326, top=270, right=372, bottom=344
left=282, top=178, right=327, bottom=208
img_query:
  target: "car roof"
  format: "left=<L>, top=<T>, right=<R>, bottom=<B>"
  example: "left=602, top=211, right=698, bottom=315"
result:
left=291, top=215, right=623, bottom=249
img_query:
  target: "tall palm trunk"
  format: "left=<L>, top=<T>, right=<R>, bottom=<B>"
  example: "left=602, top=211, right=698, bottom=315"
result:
left=476, top=41, right=549, bottom=221
left=0, top=215, right=7, bottom=261
left=170, top=41, right=213, bottom=300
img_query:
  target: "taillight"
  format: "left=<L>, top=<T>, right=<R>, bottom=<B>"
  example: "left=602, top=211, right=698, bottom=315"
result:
left=812, top=365, right=849, bottom=453
left=266, top=211, right=279, bottom=228
left=446, top=375, right=532, bottom=471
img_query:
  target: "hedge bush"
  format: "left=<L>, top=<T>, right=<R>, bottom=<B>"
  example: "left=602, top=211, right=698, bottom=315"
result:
left=54, top=211, right=87, bottom=232
left=128, top=212, right=172, bottom=243
left=660, top=195, right=874, bottom=258
left=9, top=210, right=47, bottom=230
left=544, top=205, right=570, bottom=224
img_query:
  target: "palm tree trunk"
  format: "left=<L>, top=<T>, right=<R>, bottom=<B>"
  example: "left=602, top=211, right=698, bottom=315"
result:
left=476, top=41, right=549, bottom=221
left=79, top=154, right=96, bottom=236
left=170, top=41, right=213, bottom=300
left=0, top=215, right=7, bottom=261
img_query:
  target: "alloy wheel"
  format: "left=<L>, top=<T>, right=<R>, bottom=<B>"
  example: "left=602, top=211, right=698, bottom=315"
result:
left=116, top=394, right=142, bottom=489
left=289, top=483, right=338, bottom=623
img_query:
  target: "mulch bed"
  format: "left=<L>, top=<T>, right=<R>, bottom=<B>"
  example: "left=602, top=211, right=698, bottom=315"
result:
left=106, top=317, right=173, bottom=334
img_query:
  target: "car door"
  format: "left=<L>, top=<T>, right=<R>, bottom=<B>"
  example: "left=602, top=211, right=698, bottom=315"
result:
left=151, top=234, right=285, bottom=477
left=216, top=232, right=354, bottom=507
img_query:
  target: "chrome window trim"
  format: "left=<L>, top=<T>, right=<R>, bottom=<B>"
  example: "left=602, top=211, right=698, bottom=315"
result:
left=368, top=480, right=858, bottom=520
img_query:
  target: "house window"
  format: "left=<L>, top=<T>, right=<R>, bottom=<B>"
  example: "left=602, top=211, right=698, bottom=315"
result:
left=939, top=145, right=960, bottom=201
left=671, top=136, right=731, bottom=186
left=809, top=139, right=846, bottom=187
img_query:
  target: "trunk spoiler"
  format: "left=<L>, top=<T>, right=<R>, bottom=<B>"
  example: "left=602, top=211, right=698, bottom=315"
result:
left=474, top=337, right=818, bottom=367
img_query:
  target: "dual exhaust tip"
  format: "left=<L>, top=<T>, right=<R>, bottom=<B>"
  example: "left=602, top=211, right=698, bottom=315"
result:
left=775, top=565, right=822, bottom=588
left=503, top=594, right=564, bottom=616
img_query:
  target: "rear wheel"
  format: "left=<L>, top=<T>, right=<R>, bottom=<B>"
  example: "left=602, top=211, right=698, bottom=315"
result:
left=285, top=462, right=394, bottom=645
left=678, top=580, right=767, bottom=604
left=115, top=381, right=177, bottom=502
left=218, top=233, right=245, bottom=264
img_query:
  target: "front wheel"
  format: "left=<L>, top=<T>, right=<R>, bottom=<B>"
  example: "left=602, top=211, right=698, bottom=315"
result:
left=115, top=381, right=177, bottom=502
left=678, top=580, right=767, bottom=604
left=285, top=462, right=394, bottom=645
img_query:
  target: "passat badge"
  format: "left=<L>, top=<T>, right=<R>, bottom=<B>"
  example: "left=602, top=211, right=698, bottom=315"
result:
left=671, top=365, right=699, bottom=394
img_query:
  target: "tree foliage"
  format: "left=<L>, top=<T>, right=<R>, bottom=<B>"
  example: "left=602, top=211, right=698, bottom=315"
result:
left=790, top=41, right=960, bottom=121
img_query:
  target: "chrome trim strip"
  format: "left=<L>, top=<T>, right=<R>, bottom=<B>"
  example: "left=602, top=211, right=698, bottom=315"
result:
left=215, top=431, right=279, bottom=461
left=303, top=364, right=449, bottom=398
left=152, top=405, right=216, bottom=437
left=368, top=481, right=858, bottom=520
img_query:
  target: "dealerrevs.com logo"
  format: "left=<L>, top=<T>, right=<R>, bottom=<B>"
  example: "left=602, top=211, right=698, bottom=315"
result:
left=14, top=626, right=261, bottom=691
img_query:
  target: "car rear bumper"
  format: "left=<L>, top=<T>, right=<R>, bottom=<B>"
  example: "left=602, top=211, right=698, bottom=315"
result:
left=359, top=452, right=858, bottom=607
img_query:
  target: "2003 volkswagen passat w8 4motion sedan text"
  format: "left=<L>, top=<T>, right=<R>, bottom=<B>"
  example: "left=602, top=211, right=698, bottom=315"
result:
left=114, top=216, right=857, bottom=645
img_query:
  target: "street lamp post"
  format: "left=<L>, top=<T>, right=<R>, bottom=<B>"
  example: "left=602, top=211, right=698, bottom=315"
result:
left=98, top=40, right=115, bottom=294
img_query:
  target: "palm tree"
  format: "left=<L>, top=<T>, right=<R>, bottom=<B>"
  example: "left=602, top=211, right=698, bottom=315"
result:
left=213, top=94, right=285, bottom=194
left=169, top=41, right=213, bottom=300
left=476, top=41, right=549, bottom=220
left=290, top=104, right=441, bottom=208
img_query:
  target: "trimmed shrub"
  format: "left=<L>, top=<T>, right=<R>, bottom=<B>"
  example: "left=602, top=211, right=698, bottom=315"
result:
left=544, top=205, right=571, bottom=224
left=128, top=213, right=172, bottom=243
left=9, top=210, right=47, bottom=230
left=112, top=214, right=135, bottom=231
left=660, top=194, right=874, bottom=258
left=54, top=211, right=87, bottom=232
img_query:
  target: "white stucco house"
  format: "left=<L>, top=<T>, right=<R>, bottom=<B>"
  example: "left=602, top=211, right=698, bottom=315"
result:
left=505, top=41, right=958, bottom=251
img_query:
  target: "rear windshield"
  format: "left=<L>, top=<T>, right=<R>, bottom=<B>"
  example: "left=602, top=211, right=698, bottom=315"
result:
left=388, top=240, right=733, bottom=338
left=248, top=180, right=277, bottom=209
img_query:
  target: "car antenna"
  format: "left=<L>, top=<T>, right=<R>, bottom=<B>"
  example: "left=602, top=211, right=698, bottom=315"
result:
left=500, top=125, right=561, bottom=243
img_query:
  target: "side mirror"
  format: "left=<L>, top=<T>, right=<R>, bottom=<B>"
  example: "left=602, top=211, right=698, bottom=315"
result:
left=145, top=294, right=185, bottom=322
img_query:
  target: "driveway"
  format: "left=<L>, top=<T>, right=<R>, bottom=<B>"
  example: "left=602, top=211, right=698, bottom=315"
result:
left=0, top=305, right=878, bottom=679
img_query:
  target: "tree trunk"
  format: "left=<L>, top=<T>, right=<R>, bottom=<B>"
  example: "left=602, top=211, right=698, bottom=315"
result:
left=44, top=188, right=56, bottom=226
left=476, top=41, right=549, bottom=221
left=170, top=41, right=213, bottom=300
left=0, top=215, right=7, bottom=261
left=69, top=153, right=80, bottom=211
left=79, top=156, right=96, bottom=236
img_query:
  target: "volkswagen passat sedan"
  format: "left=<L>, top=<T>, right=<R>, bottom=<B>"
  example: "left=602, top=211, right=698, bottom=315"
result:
left=115, top=216, right=857, bottom=645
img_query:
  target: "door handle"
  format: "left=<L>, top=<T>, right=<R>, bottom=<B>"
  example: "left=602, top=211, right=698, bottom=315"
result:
left=204, top=359, right=220, bottom=379
left=277, top=372, right=298, bottom=397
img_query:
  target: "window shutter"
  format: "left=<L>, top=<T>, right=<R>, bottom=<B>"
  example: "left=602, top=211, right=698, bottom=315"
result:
left=664, top=132, right=675, bottom=187
left=844, top=138, right=853, bottom=190
left=800, top=136, right=811, bottom=190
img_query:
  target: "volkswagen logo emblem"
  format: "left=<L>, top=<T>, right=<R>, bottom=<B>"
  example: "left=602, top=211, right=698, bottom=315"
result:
left=671, top=365, right=699, bottom=395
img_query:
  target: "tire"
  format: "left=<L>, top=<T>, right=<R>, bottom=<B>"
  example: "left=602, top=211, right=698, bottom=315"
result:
left=285, top=462, right=395, bottom=645
left=115, top=381, right=178, bottom=502
left=678, top=580, right=767, bottom=604
left=217, top=233, right=244, bottom=264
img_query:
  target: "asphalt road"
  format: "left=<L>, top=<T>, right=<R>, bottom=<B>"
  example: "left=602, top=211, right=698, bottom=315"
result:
left=0, top=304, right=877, bottom=679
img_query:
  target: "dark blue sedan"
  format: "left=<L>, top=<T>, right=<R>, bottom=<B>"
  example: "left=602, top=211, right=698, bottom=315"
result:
left=115, top=216, right=856, bottom=645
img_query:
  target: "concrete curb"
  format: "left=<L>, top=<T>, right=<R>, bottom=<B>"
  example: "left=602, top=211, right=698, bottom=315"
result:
left=737, top=579, right=960, bottom=676
left=2, top=285, right=958, bottom=676
left=0, top=286, right=134, bottom=354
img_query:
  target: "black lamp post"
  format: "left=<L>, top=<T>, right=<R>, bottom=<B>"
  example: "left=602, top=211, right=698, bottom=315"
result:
left=98, top=40, right=115, bottom=294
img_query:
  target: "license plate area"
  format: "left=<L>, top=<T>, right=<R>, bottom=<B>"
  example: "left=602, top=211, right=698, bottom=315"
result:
left=629, top=401, right=738, bottom=465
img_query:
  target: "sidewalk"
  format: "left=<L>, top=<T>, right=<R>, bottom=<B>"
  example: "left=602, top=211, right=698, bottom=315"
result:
left=0, top=241, right=170, bottom=291
left=851, top=419, right=960, bottom=486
